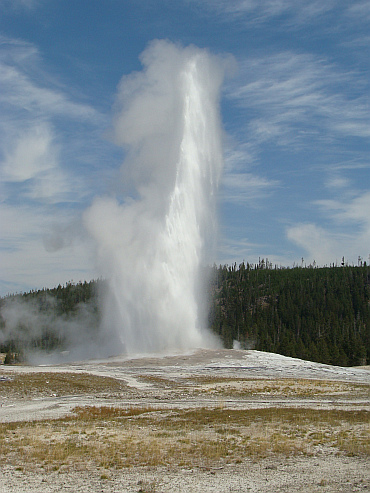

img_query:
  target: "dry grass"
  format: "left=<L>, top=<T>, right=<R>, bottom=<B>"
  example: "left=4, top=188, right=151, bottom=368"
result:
left=1, top=371, right=369, bottom=473
left=138, top=375, right=370, bottom=399
left=183, top=377, right=370, bottom=399
left=1, top=405, right=369, bottom=472
left=3, top=372, right=368, bottom=401
left=0, top=372, right=129, bottom=399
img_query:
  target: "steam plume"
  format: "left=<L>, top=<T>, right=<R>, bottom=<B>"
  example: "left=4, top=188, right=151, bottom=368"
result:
left=84, top=40, right=228, bottom=355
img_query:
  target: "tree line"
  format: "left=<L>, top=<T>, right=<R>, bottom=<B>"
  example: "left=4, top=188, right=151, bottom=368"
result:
left=1, top=264, right=369, bottom=366
left=208, top=262, right=369, bottom=366
left=0, top=280, right=102, bottom=361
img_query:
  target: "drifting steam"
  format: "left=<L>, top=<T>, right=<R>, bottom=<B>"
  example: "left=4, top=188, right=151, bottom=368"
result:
left=0, top=293, right=101, bottom=363
left=84, top=41, right=228, bottom=355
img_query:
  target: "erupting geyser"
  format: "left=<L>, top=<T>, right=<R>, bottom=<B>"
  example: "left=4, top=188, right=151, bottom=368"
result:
left=84, top=40, right=228, bottom=355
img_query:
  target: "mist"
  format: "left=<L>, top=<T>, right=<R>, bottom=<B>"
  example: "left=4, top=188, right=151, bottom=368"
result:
left=0, top=293, right=102, bottom=363
left=84, top=40, right=229, bottom=356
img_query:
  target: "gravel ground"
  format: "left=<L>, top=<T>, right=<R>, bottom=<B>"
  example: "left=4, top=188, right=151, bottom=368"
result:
left=1, top=349, right=369, bottom=492
left=1, top=456, right=369, bottom=492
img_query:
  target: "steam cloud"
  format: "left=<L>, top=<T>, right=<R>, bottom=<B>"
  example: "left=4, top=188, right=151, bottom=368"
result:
left=0, top=295, right=100, bottom=363
left=84, top=40, right=228, bottom=356
left=0, top=41, right=229, bottom=361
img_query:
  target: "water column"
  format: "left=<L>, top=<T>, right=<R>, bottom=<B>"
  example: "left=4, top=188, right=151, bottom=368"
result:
left=85, top=41, right=227, bottom=356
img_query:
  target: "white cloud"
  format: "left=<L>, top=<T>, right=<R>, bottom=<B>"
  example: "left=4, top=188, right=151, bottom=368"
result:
left=287, top=224, right=343, bottom=265
left=2, top=123, right=58, bottom=182
left=0, top=36, right=106, bottom=207
left=0, top=123, right=78, bottom=203
left=287, top=191, right=370, bottom=265
left=0, top=204, right=43, bottom=251
left=316, top=192, right=370, bottom=225
left=0, top=37, right=107, bottom=294
left=325, top=176, right=351, bottom=190
left=0, top=203, right=94, bottom=294
left=333, top=121, right=370, bottom=138
left=222, top=172, right=278, bottom=205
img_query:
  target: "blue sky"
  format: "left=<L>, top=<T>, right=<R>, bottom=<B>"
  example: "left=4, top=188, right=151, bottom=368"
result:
left=1, top=0, right=369, bottom=295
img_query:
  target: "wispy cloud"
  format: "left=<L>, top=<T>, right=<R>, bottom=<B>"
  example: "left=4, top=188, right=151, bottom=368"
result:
left=0, top=204, right=94, bottom=295
left=0, top=36, right=104, bottom=204
left=287, top=191, right=370, bottom=265
left=191, top=0, right=339, bottom=25
left=217, top=230, right=296, bottom=268
left=193, top=0, right=370, bottom=28
left=0, top=36, right=106, bottom=294
left=325, top=175, right=351, bottom=190
left=316, top=192, right=370, bottom=226
left=222, top=45, right=370, bottom=265
left=0, top=0, right=41, bottom=11
left=221, top=134, right=279, bottom=207
left=2, top=123, right=58, bottom=182
left=228, top=52, right=370, bottom=148
left=217, top=235, right=263, bottom=265
left=0, top=122, right=72, bottom=203
left=347, top=1, right=370, bottom=21
left=0, top=38, right=99, bottom=123
left=222, top=171, right=278, bottom=205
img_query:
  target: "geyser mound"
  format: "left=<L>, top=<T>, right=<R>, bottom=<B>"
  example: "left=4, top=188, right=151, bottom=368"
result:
left=84, top=40, right=229, bottom=356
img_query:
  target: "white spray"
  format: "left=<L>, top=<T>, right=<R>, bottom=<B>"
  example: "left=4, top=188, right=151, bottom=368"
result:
left=84, top=41, right=228, bottom=356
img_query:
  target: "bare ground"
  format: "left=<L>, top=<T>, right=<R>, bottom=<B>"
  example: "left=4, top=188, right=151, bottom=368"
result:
left=0, top=349, right=369, bottom=492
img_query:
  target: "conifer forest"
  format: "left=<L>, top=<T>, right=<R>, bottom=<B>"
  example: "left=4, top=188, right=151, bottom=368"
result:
left=1, top=263, right=369, bottom=367
left=208, top=262, right=369, bottom=367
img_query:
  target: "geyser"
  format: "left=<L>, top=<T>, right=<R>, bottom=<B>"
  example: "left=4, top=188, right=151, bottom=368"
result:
left=84, top=40, right=228, bottom=355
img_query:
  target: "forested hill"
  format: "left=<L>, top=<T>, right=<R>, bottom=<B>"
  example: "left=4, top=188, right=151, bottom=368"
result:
left=208, top=263, right=370, bottom=367
left=1, top=265, right=369, bottom=366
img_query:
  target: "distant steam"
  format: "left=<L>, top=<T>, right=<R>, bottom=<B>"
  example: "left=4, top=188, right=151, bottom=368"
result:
left=84, top=40, right=228, bottom=356
left=0, top=293, right=101, bottom=363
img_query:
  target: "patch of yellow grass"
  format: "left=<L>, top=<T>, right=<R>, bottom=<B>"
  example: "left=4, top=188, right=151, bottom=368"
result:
left=1, top=406, right=369, bottom=471
left=0, top=372, right=129, bottom=399
left=185, top=377, right=370, bottom=399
